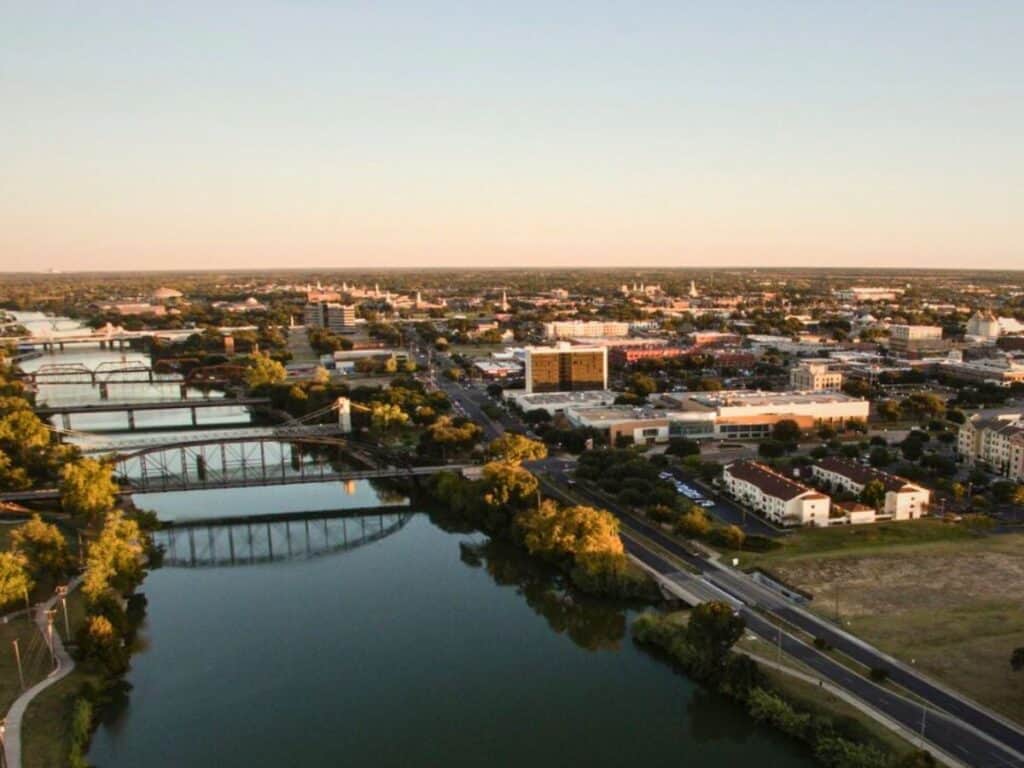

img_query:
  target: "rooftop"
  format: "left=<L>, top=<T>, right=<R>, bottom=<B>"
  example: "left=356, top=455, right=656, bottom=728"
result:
left=726, top=460, right=821, bottom=501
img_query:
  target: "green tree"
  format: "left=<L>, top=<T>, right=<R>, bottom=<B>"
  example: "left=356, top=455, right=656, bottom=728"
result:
left=1011, top=647, right=1024, bottom=672
left=0, top=448, right=31, bottom=490
left=859, top=479, right=887, bottom=509
left=244, top=352, right=287, bottom=389
left=665, top=438, right=700, bottom=457
left=60, top=458, right=118, bottom=523
left=771, top=419, right=802, bottom=444
left=687, top=600, right=745, bottom=673
left=82, top=510, right=146, bottom=603
left=518, top=501, right=624, bottom=562
left=0, top=551, right=33, bottom=610
left=11, top=514, right=70, bottom=577
left=675, top=508, right=712, bottom=538
left=486, top=433, right=548, bottom=463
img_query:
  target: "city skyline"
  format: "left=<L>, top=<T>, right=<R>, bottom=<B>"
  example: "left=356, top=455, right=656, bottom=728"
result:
left=2, top=1, right=1022, bottom=271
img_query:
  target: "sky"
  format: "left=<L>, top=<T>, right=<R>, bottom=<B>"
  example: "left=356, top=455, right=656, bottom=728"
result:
left=1, top=1, right=1022, bottom=272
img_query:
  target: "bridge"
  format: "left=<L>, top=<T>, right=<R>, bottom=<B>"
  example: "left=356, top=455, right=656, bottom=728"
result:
left=153, top=509, right=413, bottom=568
left=114, top=433, right=471, bottom=492
left=37, top=396, right=270, bottom=430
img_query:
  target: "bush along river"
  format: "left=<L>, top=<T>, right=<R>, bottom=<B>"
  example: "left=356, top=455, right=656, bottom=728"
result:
left=83, top=482, right=821, bottom=768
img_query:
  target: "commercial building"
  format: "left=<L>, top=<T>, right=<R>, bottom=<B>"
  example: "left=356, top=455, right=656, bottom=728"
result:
left=789, top=361, right=843, bottom=391
left=543, top=320, right=630, bottom=339
left=511, top=390, right=617, bottom=417
left=939, top=356, right=1024, bottom=386
left=965, top=311, right=1000, bottom=343
left=811, top=457, right=929, bottom=520
left=723, top=461, right=831, bottom=527
left=834, top=287, right=903, bottom=302
left=889, top=325, right=948, bottom=356
left=609, top=344, right=686, bottom=366
left=958, top=414, right=1024, bottom=481
left=304, top=302, right=357, bottom=333
left=565, top=406, right=671, bottom=446
left=524, top=343, right=608, bottom=394
left=662, top=390, right=869, bottom=433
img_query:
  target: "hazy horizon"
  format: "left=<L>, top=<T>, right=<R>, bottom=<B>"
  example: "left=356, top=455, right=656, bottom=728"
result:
left=3, top=2, right=1022, bottom=272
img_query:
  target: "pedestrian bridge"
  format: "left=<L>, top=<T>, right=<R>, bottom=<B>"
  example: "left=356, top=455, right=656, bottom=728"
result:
left=152, top=508, right=414, bottom=569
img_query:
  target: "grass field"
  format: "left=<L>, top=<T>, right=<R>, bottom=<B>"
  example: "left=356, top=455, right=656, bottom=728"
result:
left=758, top=529, right=1024, bottom=723
left=0, top=614, right=56, bottom=716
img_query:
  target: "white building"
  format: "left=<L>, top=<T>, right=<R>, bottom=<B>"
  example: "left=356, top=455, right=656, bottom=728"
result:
left=304, top=302, right=357, bottom=333
left=723, top=461, right=831, bottom=527
left=811, top=457, right=929, bottom=520
left=662, top=390, right=869, bottom=432
left=834, top=287, right=903, bottom=302
left=511, top=390, right=618, bottom=417
left=566, top=406, right=671, bottom=446
left=966, top=310, right=1000, bottom=342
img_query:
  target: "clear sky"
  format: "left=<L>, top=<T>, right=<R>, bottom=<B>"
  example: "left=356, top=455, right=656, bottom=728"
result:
left=1, top=1, right=1022, bottom=272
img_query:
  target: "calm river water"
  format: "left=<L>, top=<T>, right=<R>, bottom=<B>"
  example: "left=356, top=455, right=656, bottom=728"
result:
left=86, top=486, right=816, bottom=768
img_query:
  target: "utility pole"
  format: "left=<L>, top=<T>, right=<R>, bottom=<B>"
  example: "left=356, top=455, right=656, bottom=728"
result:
left=12, top=639, right=25, bottom=691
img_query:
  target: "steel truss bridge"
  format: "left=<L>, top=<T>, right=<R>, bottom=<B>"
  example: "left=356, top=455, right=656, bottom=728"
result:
left=23, top=361, right=164, bottom=384
left=113, top=434, right=469, bottom=494
left=38, top=396, right=270, bottom=430
left=152, top=509, right=413, bottom=568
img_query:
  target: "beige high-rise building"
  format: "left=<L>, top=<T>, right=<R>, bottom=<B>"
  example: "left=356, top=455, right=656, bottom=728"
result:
left=524, top=343, right=608, bottom=394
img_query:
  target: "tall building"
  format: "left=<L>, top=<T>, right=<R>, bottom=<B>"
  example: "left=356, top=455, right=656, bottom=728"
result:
left=889, top=325, right=947, bottom=356
left=304, top=302, right=356, bottom=333
left=789, top=361, right=843, bottom=391
left=958, top=414, right=1024, bottom=481
left=524, top=343, right=608, bottom=394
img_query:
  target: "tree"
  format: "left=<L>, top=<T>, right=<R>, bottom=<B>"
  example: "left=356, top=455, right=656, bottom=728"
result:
left=665, top=438, right=700, bottom=457
left=0, top=551, right=32, bottom=609
left=518, top=501, right=624, bottom=562
left=370, top=403, right=410, bottom=433
left=11, top=514, right=70, bottom=577
left=859, top=479, right=887, bottom=509
left=311, top=366, right=331, bottom=385
left=712, top=524, right=746, bottom=550
left=0, top=448, right=30, bottom=490
left=758, top=440, right=786, bottom=459
left=687, top=600, right=745, bottom=673
left=60, top=458, right=118, bottom=523
left=868, top=446, right=892, bottom=467
left=82, top=510, right=146, bottom=603
left=771, top=419, right=801, bottom=444
left=244, top=352, right=287, bottom=389
left=675, top=508, right=712, bottom=538
left=1011, top=647, right=1024, bottom=672
left=487, top=433, right=548, bottom=463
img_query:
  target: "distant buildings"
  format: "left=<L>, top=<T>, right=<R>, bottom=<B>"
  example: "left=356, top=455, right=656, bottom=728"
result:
left=965, top=310, right=1000, bottom=343
left=543, top=320, right=631, bottom=339
left=789, top=360, right=843, bottom=391
left=811, top=457, right=929, bottom=520
left=524, top=343, right=608, bottom=394
left=304, top=302, right=356, bottom=333
left=939, top=355, right=1024, bottom=386
left=723, top=461, right=831, bottom=527
left=958, top=414, right=1024, bottom=482
left=834, top=286, right=903, bottom=302
left=512, top=390, right=617, bottom=417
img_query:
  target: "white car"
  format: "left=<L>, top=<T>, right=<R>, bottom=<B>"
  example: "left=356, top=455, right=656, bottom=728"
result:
left=698, top=500, right=715, bottom=508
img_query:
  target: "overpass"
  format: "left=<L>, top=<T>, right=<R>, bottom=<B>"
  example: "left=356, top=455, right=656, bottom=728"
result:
left=37, top=396, right=270, bottom=430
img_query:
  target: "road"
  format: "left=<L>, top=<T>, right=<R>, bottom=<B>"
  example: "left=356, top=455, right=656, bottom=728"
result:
left=538, top=472, right=1024, bottom=768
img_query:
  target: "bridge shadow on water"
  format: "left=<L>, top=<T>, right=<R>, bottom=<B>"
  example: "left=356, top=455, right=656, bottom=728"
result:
left=151, top=508, right=414, bottom=569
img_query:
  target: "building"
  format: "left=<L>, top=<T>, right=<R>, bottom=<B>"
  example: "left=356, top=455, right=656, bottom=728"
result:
left=609, top=344, right=686, bottom=366
left=834, top=287, right=902, bottom=302
left=789, top=361, right=843, bottom=391
left=811, top=457, right=929, bottom=520
left=723, top=461, right=830, bottom=527
left=965, top=310, right=1000, bottom=342
left=939, top=355, right=1024, bottom=386
left=565, top=406, right=671, bottom=446
left=662, top=390, right=869, bottom=436
left=958, top=415, right=1024, bottom=481
left=543, top=320, right=630, bottom=339
left=473, top=359, right=523, bottom=379
left=524, top=343, right=608, bottom=394
left=511, top=390, right=617, bottom=417
left=889, top=325, right=948, bottom=356
left=304, top=302, right=357, bottom=333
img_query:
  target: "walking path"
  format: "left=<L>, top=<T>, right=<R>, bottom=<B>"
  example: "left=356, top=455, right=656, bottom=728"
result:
left=3, top=577, right=82, bottom=768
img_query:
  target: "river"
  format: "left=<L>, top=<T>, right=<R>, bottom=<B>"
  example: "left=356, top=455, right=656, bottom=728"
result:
left=80, top=486, right=815, bottom=768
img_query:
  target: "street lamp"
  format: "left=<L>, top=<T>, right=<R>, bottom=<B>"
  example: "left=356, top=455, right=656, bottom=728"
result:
left=56, top=585, right=71, bottom=640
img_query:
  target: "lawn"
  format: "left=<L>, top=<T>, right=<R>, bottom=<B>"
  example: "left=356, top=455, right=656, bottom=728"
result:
left=760, top=531, right=1024, bottom=723
left=21, top=664, right=106, bottom=768
left=0, top=614, right=57, bottom=715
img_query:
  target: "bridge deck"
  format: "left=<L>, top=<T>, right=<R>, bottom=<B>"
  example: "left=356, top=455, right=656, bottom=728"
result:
left=36, top=397, right=270, bottom=416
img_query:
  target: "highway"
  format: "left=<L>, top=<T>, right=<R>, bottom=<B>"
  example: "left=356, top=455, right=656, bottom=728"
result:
left=538, top=471, right=1024, bottom=768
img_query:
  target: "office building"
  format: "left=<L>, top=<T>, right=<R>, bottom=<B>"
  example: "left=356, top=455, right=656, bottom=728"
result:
left=958, top=415, right=1024, bottom=481
left=304, top=302, right=357, bottom=333
left=524, top=343, right=608, bottom=394
left=789, top=361, right=843, bottom=391
left=889, top=325, right=948, bottom=356
left=543, top=320, right=631, bottom=339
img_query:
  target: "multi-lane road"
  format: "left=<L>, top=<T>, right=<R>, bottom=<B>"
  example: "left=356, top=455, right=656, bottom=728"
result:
left=538, top=472, right=1024, bottom=768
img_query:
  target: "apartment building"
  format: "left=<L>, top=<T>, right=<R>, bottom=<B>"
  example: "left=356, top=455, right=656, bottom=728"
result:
left=524, top=343, right=608, bottom=394
left=304, top=302, right=357, bottom=333
left=789, top=361, right=843, bottom=391
left=958, top=414, right=1024, bottom=481
left=811, top=457, right=929, bottom=520
left=723, top=461, right=831, bottom=527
